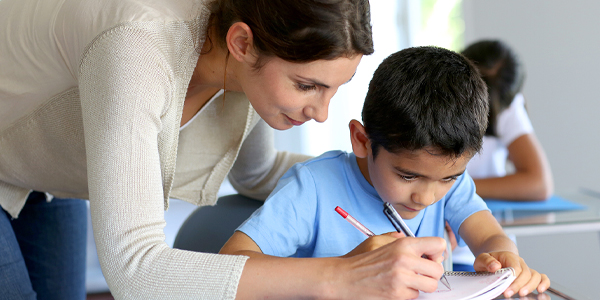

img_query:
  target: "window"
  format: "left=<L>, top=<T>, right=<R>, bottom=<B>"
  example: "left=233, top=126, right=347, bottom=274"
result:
left=412, top=0, right=464, bottom=51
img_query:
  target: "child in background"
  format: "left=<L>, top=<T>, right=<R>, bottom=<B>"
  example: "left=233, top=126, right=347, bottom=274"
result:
left=463, top=39, right=553, bottom=201
left=220, top=46, right=550, bottom=298
left=450, top=40, right=554, bottom=272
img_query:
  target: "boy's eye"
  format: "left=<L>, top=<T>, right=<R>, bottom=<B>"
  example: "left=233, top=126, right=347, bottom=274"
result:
left=400, top=175, right=417, bottom=182
left=297, top=83, right=317, bottom=91
left=441, top=176, right=458, bottom=182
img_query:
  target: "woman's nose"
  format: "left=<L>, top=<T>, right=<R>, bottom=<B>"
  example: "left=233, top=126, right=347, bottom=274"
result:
left=305, top=96, right=330, bottom=123
left=312, top=104, right=329, bottom=123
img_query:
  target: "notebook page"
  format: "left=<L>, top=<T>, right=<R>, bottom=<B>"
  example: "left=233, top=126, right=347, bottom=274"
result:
left=417, top=268, right=516, bottom=300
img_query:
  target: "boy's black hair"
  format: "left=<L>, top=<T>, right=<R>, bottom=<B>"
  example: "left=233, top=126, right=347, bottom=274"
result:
left=362, top=46, right=488, bottom=159
left=461, top=40, right=525, bottom=137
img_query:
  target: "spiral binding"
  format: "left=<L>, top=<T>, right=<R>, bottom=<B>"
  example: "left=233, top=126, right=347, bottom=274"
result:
left=444, top=267, right=515, bottom=277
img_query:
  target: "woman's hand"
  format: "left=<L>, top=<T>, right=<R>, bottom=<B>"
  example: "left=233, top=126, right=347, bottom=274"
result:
left=342, top=232, right=405, bottom=258
left=474, top=251, right=550, bottom=298
left=236, top=235, right=447, bottom=299
left=332, top=236, right=447, bottom=299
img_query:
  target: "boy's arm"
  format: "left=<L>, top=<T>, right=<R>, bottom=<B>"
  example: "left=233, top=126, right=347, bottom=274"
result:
left=220, top=230, right=407, bottom=258
left=460, top=210, right=550, bottom=297
left=459, top=210, right=517, bottom=256
left=220, top=231, right=264, bottom=257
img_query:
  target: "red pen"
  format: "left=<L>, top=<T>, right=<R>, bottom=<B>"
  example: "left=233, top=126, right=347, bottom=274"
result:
left=335, top=206, right=375, bottom=237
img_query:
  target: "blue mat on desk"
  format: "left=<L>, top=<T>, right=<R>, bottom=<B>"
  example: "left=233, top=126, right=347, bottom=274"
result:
left=484, top=195, right=586, bottom=212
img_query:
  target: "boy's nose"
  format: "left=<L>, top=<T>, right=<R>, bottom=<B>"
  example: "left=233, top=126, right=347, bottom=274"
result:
left=412, top=188, right=436, bottom=207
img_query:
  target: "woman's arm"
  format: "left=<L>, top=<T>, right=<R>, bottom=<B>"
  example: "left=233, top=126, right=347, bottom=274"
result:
left=473, top=133, right=553, bottom=201
left=228, top=119, right=312, bottom=200
left=80, top=25, right=251, bottom=299
left=221, top=231, right=448, bottom=300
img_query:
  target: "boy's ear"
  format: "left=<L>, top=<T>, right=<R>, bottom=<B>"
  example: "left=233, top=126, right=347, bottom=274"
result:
left=349, top=119, right=370, bottom=158
left=226, top=22, right=257, bottom=64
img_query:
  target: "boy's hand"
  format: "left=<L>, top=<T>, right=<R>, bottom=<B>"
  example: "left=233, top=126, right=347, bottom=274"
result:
left=474, top=251, right=551, bottom=298
left=342, top=232, right=405, bottom=258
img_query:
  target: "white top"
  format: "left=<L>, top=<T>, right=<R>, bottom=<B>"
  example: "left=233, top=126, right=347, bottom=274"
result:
left=455, top=94, right=533, bottom=265
left=0, top=0, right=309, bottom=298
left=467, top=94, right=534, bottom=179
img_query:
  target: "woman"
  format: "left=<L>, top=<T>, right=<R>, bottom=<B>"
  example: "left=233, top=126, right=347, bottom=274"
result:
left=0, top=0, right=448, bottom=299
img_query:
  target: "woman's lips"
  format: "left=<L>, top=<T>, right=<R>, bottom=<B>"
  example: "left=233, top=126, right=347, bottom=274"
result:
left=286, top=115, right=305, bottom=126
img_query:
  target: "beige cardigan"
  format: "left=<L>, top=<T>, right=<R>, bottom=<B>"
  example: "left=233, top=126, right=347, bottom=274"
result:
left=0, top=0, right=308, bottom=298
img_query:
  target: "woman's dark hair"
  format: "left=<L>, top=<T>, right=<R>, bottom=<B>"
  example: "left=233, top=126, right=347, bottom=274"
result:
left=462, top=40, right=525, bottom=136
left=207, top=0, right=373, bottom=68
left=362, top=46, right=489, bottom=159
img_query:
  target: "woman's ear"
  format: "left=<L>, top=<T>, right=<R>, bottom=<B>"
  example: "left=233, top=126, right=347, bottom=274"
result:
left=349, top=119, right=370, bottom=158
left=226, top=22, right=257, bottom=64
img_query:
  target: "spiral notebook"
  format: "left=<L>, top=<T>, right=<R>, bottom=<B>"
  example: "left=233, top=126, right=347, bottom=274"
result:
left=417, top=268, right=516, bottom=300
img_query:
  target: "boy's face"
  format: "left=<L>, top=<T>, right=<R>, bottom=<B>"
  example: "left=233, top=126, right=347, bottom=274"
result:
left=366, top=147, right=471, bottom=220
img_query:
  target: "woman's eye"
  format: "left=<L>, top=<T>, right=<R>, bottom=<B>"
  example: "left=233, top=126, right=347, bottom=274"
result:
left=297, top=83, right=317, bottom=91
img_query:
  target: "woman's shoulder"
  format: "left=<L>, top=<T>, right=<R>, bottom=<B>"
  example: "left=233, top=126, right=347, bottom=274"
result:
left=62, top=0, right=210, bottom=55
left=66, top=0, right=209, bottom=25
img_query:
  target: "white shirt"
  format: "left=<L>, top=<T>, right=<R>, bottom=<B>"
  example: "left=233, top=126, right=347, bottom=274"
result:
left=467, top=93, right=534, bottom=179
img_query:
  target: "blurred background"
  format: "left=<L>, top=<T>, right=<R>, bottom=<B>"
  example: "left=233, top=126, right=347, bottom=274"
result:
left=88, top=1, right=600, bottom=297
left=277, top=0, right=600, bottom=195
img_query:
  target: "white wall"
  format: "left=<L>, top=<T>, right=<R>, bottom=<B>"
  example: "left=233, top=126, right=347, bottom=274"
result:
left=462, top=0, right=600, bottom=194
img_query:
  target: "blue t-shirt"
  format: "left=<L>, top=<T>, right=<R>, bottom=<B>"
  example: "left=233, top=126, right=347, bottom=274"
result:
left=237, top=150, right=489, bottom=258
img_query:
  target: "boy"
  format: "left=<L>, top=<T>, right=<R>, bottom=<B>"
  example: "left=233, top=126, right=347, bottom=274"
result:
left=220, top=46, right=549, bottom=297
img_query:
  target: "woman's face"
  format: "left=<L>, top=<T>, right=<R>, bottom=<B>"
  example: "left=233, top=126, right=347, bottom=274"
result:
left=239, top=55, right=363, bottom=130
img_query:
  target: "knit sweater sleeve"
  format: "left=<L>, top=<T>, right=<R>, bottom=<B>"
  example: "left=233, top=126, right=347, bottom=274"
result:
left=228, top=119, right=312, bottom=200
left=79, top=25, right=247, bottom=299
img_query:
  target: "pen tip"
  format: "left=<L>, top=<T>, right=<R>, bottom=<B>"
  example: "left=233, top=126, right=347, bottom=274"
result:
left=441, top=275, right=451, bottom=290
